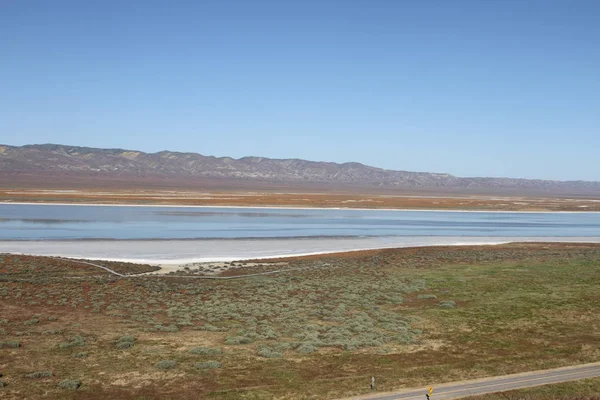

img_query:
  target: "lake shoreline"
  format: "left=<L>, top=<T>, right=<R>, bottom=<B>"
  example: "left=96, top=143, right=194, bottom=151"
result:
left=2, top=236, right=600, bottom=266
left=2, top=201, right=600, bottom=214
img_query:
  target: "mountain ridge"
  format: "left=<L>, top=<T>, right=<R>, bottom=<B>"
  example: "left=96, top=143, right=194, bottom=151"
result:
left=1, top=143, right=599, bottom=195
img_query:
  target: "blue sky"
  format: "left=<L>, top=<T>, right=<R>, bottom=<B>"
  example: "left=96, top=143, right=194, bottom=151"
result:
left=1, top=0, right=599, bottom=181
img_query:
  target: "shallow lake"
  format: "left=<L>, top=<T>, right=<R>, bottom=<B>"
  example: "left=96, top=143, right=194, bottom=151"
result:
left=1, top=204, right=599, bottom=262
left=1, top=204, right=600, bottom=240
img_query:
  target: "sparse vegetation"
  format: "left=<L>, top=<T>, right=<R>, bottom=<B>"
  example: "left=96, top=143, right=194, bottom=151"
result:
left=115, top=335, right=136, bottom=349
left=189, top=346, right=222, bottom=355
left=58, top=379, right=81, bottom=390
left=1, top=243, right=600, bottom=399
left=156, top=360, right=177, bottom=370
left=438, top=299, right=456, bottom=308
left=194, top=361, right=221, bottom=369
left=0, top=341, right=20, bottom=349
left=25, top=371, right=53, bottom=379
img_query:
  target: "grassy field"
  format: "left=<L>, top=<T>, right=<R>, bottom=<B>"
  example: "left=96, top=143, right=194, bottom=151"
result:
left=1, top=243, right=599, bottom=399
left=465, top=377, right=600, bottom=399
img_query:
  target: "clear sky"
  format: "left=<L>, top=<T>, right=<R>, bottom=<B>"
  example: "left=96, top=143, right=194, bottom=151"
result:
left=2, top=0, right=599, bottom=181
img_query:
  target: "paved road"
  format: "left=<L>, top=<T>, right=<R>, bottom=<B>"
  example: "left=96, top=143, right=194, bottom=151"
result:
left=343, top=362, right=600, bottom=400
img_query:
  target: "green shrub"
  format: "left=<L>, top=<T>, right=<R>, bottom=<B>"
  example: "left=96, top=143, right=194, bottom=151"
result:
left=72, top=352, right=88, bottom=358
left=156, top=360, right=177, bottom=370
left=189, top=347, right=222, bottom=355
left=116, top=335, right=136, bottom=349
left=116, top=341, right=133, bottom=349
left=296, top=343, right=317, bottom=354
left=439, top=300, right=457, bottom=308
left=42, top=329, right=63, bottom=335
left=418, top=294, right=437, bottom=300
left=59, top=335, right=86, bottom=349
left=0, top=341, right=20, bottom=349
left=58, top=379, right=81, bottom=390
left=154, top=324, right=179, bottom=332
left=23, top=318, right=39, bottom=326
left=0, top=380, right=7, bottom=387
left=26, top=371, right=53, bottom=379
left=194, top=361, right=221, bottom=369
left=224, top=336, right=253, bottom=345
left=257, top=346, right=282, bottom=358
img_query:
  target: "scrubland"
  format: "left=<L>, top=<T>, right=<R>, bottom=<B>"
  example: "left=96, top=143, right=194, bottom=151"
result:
left=1, top=243, right=599, bottom=399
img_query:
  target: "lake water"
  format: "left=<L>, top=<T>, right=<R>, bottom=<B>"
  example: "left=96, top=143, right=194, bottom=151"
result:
left=2, top=204, right=600, bottom=240
left=1, top=204, right=599, bottom=262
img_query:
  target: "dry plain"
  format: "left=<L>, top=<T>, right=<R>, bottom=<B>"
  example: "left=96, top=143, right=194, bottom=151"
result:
left=2, top=188, right=600, bottom=211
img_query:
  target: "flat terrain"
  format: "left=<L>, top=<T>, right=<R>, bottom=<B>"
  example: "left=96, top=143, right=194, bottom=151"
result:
left=349, top=364, right=600, bottom=399
left=2, top=188, right=600, bottom=211
left=1, top=243, right=600, bottom=399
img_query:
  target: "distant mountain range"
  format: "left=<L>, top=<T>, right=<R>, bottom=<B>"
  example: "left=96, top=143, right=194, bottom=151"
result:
left=1, top=143, right=599, bottom=195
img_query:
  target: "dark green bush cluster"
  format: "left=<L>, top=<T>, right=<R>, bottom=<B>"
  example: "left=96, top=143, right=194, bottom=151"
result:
left=152, top=324, right=179, bottom=332
left=156, top=360, right=177, bottom=370
left=0, top=341, right=20, bottom=349
left=224, top=336, right=253, bottom=345
left=194, top=361, right=221, bottom=369
left=58, top=335, right=86, bottom=349
left=189, top=347, right=222, bottom=355
left=26, top=371, right=53, bottom=379
left=439, top=300, right=457, bottom=308
left=23, top=317, right=40, bottom=326
left=42, top=329, right=63, bottom=335
left=58, top=379, right=81, bottom=390
left=257, top=345, right=282, bottom=358
left=116, top=335, right=136, bottom=349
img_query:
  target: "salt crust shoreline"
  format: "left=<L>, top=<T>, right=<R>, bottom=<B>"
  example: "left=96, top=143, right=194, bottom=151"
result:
left=2, top=237, right=599, bottom=266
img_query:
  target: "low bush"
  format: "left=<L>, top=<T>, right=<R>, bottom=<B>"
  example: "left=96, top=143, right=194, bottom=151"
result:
left=156, top=360, right=177, bottom=370
left=0, top=341, right=20, bottom=349
left=224, top=336, right=253, bottom=345
left=439, top=300, right=457, bottom=308
left=418, top=294, right=438, bottom=300
left=26, top=371, right=53, bottom=379
left=0, top=380, right=7, bottom=387
left=296, top=343, right=317, bottom=354
left=58, top=335, right=86, bottom=349
left=42, top=329, right=63, bottom=335
left=189, top=347, right=222, bottom=355
left=58, top=379, right=81, bottom=390
left=194, top=361, right=221, bottom=369
left=257, top=346, right=282, bottom=358
left=116, top=341, right=133, bottom=349
left=72, top=352, right=88, bottom=358
left=153, top=324, right=179, bottom=332
left=116, top=335, right=136, bottom=349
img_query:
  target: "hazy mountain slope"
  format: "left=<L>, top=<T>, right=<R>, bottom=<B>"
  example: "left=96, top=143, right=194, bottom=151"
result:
left=1, top=144, right=598, bottom=194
